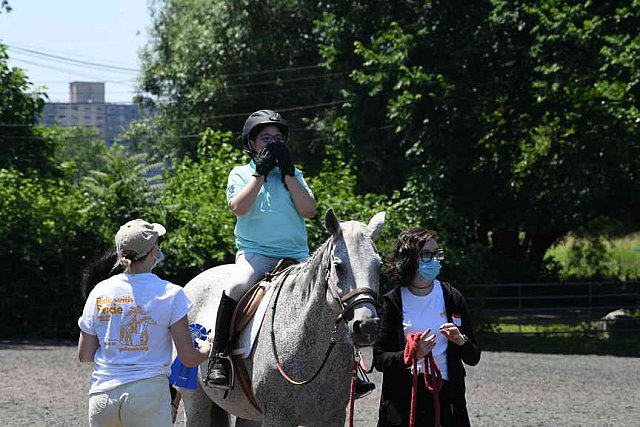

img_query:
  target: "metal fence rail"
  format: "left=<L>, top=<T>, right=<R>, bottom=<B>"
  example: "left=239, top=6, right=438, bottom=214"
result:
left=463, top=281, right=640, bottom=336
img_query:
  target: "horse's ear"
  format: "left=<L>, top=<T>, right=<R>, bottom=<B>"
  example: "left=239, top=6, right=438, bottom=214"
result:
left=368, top=211, right=386, bottom=240
left=324, top=208, right=342, bottom=237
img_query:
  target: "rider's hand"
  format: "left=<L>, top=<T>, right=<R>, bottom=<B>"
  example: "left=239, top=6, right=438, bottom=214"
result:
left=274, top=143, right=295, bottom=177
left=254, top=144, right=277, bottom=180
left=415, top=329, right=436, bottom=359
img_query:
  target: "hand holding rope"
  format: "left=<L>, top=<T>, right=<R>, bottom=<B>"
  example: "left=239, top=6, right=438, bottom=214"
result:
left=404, top=331, right=443, bottom=427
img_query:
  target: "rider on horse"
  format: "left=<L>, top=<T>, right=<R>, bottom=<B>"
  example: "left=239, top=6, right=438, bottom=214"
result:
left=205, top=109, right=316, bottom=389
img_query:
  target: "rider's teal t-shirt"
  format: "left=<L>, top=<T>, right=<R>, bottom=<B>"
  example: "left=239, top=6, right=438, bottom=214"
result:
left=226, top=161, right=311, bottom=260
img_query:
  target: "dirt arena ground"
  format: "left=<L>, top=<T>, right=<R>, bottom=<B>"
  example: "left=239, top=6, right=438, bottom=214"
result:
left=1, top=341, right=638, bottom=426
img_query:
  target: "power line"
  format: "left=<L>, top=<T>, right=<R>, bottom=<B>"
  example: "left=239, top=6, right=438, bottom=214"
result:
left=7, top=45, right=139, bottom=73
left=5, top=42, right=329, bottom=81
left=222, top=72, right=343, bottom=89
left=222, top=64, right=324, bottom=78
left=0, top=99, right=347, bottom=128
left=9, top=57, right=116, bottom=81
left=1, top=40, right=142, bottom=68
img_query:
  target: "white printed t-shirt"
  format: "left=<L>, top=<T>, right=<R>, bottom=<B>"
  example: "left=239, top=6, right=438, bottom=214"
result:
left=78, top=272, right=193, bottom=394
left=401, top=280, right=449, bottom=380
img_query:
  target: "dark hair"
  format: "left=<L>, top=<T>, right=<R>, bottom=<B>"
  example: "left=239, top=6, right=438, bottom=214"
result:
left=81, top=248, right=125, bottom=299
left=386, top=227, right=438, bottom=286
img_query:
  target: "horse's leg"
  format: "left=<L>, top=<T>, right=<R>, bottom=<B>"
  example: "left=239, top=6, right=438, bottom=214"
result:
left=234, top=417, right=262, bottom=427
left=181, top=385, right=230, bottom=427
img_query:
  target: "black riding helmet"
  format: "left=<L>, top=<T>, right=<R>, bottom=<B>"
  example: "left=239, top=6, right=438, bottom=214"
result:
left=241, top=109, right=289, bottom=155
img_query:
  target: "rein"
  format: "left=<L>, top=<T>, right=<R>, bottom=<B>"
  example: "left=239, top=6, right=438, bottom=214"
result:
left=270, top=241, right=380, bottom=386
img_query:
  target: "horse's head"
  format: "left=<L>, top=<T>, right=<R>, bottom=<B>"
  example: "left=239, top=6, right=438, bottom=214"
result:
left=324, top=208, right=385, bottom=347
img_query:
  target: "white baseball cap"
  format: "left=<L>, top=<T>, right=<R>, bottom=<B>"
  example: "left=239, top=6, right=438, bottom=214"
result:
left=115, top=219, right=166, bottom=260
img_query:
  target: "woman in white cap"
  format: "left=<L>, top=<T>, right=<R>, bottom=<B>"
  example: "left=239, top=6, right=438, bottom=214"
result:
left=78, top=219, right=211, bottom=427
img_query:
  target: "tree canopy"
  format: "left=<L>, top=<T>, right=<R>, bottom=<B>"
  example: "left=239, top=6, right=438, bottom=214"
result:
left=1, top=1, right=639, bottom=337
left=314, top=0, right=640, bottom=280
left=136, top=0, right=640, bottom=282
left=0, top=44, right=56, bottom=175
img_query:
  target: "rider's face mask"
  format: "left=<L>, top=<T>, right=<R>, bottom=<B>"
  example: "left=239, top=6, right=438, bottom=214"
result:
left=153, top=246, right=164, bottom=269
left=416, top=258, right=441, bottom=281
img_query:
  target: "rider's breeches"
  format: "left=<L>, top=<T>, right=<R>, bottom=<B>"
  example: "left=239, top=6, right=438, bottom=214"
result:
left=224, top=253, right=281, bottom=301
left=224, top=252, right=309, bottom=301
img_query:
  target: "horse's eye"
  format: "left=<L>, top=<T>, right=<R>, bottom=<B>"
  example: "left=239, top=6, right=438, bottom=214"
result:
left=333, top=256, right=342, bottom=266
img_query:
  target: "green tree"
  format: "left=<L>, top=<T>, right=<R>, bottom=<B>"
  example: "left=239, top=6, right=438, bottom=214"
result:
left=0, top=168, right=103, bottom=338
left=49, top=126, right=110, bottom=182
left=0, top=44, right=56, bottom=175
left=79, top=144, right=166, bottom=244
left=139, top=0, right=339, bottom=164
left=151, top=129, right=242, bottom=285
left=317, top=1, right=640, bottom=281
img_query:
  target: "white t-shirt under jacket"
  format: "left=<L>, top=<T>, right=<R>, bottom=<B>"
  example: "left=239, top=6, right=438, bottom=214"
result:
left=401, top=280, right=449, bottom=380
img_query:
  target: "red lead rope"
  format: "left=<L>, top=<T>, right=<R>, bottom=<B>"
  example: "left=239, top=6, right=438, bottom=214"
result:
left=348, top=359, right=357, bottom=427
left=404, top=332, right=443, bottom=427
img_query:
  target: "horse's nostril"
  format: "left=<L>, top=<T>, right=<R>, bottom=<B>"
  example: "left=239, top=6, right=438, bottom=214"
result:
left=353, top=320, right=362, bottom=335
left=352, top=318, right=380, bottom=343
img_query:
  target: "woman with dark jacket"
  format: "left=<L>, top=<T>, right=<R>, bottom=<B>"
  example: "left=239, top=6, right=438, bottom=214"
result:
left=374, top=227, right=481, bottom=426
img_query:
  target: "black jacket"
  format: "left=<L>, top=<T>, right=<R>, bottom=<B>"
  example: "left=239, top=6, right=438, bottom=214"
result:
left=373, top=282, right=481, bottom=426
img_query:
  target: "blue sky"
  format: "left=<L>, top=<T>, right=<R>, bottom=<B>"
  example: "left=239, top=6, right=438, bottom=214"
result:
left=0, top=1, right=151, bottom=103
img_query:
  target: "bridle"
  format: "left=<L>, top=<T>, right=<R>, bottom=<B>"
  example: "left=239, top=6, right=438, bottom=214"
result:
left=270, top=240, right=381, bottom=385
left=325, top=242, right=381, bottom=324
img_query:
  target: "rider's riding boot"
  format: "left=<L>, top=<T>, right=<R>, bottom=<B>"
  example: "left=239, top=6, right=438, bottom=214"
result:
left=205, top=291, right=238, bottom=389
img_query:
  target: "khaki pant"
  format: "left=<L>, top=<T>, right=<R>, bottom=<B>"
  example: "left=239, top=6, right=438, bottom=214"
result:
left=89, top=375, right=172, bottom=427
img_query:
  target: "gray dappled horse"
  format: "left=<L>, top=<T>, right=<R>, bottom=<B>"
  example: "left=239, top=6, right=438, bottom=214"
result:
left=181, top=209, right=385, bottom=427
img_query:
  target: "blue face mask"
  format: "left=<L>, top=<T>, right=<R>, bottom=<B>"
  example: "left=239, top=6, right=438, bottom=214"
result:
left=417, top=258, right=441, bottom=281
left=153, top=247, right=164, bottom=269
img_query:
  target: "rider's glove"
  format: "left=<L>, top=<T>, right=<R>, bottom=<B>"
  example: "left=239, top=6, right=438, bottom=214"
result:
left=275, top=143, right=295, bottom=180
left=253, top=144, right=277, bottom=181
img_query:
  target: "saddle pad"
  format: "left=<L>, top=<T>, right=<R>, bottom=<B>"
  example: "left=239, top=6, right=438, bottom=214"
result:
left=231, top=282, right=276, bottom=359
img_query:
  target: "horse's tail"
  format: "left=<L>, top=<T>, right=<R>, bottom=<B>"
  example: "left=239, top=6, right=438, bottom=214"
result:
left=81, top=248, right=125, bottom=299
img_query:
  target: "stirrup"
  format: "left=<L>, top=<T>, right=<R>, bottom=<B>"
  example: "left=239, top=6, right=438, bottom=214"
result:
left=204, top=353, right=235, bottom=391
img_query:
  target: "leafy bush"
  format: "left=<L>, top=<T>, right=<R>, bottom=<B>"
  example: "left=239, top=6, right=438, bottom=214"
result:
left=150, top=130, right=242, bottom=285
left=546, top=234, right=640, bottom=281
left=0, top=169, right=103, bottom=338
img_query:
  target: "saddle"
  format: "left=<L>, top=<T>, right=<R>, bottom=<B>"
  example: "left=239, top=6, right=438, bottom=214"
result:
left=224, top=258, right=299, bottom=412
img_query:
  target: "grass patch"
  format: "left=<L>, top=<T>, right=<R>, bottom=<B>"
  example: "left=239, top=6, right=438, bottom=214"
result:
left=546, top=233, right=640, bottom=280
left=479, top=332, right=640, bottom=356
left=482, top=319, right=640, bottom=356
left=495, top=321, right=591, bottom=335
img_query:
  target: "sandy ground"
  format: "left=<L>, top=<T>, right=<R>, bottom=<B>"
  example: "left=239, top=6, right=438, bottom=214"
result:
left=1, top=341, right=638, bottom=426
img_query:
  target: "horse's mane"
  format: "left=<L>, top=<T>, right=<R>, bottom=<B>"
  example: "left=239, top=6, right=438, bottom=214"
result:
left=292, top=236, right=334, bottom=300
